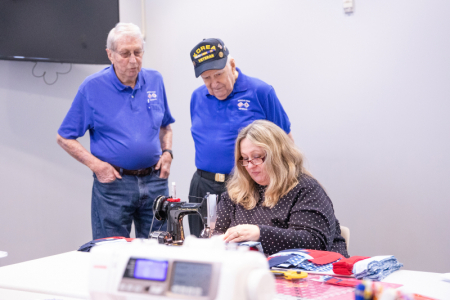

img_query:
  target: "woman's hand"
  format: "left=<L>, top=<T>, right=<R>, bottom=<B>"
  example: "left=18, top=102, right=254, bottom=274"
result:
left=223, top=224, right=260, bottom=243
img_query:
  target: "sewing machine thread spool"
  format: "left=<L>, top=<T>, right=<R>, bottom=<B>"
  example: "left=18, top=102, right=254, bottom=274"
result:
left=168, top=182, right=180, bottom=202
left=172, top=182, right=176, bottom=199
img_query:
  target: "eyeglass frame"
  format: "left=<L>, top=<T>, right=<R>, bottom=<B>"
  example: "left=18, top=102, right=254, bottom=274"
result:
left=113, top=49, right=144, bottom=59
left=238, top=156, right=266, bottom=167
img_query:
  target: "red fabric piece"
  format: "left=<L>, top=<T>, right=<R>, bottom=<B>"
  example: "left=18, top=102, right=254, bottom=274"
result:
left=95, top=236, right=135, bottom=242
left=305, top=249, right=345, bottom=265
left=324, top=277, right=361, bottom=287
left=332, top=256, right=370, bottom=275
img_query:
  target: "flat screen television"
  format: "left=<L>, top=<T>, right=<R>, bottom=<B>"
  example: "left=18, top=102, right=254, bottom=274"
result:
left=0, top=0, right=119, bottom=65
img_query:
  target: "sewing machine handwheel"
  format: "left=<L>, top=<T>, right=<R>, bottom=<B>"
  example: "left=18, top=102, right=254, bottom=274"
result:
left=153, top=195, right=168, bottom=221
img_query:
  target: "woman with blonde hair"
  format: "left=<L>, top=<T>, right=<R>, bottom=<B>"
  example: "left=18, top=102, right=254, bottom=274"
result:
left=215, top=120, right=348, bottom=256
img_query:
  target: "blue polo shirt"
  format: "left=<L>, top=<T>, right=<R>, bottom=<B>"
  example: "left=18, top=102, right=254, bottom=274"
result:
left=190, top=68, right=291, bottom=174
left=58, top=65, right=175, bottom=170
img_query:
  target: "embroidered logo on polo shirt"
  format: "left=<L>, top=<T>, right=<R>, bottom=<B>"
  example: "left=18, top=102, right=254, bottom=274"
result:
left=147, top=91, right=157, bottom=102
left=237, top=99, right=250, bottom=110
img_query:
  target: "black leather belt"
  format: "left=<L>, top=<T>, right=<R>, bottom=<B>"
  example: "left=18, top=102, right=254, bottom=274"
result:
left=113, top=164, right=156, bottom=176
left=197, top=169, right=230, bottom=183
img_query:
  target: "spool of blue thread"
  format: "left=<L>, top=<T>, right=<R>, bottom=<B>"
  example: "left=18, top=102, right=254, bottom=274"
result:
left=355, top=283, right=365, bottom=300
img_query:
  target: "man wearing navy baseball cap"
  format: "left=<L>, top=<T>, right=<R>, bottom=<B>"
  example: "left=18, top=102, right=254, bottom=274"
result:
left=188, top=38, right=293, bottom=237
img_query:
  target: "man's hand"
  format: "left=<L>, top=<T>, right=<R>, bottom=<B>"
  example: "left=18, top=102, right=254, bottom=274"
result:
left=223, top=224, right=260, bottom=243
left=155, top=151, right=172, bottom=179
left=92, top=161, right=122, bottom=183
left=56, top=134, right=121, bottom=183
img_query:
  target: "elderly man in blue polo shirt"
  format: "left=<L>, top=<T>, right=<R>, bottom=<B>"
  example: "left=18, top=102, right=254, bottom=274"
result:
left=188, top=38, right=293, bottom=237
left=57, top=23, right=175, bottom=239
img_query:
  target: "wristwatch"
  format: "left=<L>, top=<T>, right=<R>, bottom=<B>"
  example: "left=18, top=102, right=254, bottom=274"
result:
left=162, top=149, right=173, bottom=159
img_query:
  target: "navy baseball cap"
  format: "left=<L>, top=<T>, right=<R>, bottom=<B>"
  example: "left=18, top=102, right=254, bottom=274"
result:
left=190, top=38, right=230, bottom=78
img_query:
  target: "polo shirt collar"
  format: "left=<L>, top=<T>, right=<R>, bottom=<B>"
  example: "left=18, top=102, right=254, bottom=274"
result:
left=134, top=71, right=144, bottom=90
left=108, top=64, right=143, bottom=91
left=205, top=67, right=248, bottom=98
left=231, top=67, right=248, bottom=94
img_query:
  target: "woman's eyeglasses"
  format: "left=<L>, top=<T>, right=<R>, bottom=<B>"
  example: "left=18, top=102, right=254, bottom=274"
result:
left=238, top=156, right=266, bottom=167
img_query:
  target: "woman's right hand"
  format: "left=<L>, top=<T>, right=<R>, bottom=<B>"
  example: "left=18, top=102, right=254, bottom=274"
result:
left=223, top=224, right=260, bottom=243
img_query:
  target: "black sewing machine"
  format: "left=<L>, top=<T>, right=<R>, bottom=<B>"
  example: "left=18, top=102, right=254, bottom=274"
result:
left=149, top=191, right=218, bottom=245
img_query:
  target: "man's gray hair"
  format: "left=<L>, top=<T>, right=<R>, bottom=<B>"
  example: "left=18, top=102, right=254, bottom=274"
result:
left=106, top=23, right=145, bottom=51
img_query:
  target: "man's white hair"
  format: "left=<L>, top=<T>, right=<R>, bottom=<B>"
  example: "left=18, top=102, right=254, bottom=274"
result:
left=106, top=23, right=145, bottom=51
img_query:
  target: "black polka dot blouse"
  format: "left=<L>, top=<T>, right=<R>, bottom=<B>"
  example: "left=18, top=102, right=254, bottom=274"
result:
left=215, top=175, right=349, bottom=257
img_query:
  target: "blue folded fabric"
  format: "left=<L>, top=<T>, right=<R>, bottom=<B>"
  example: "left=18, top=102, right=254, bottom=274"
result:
left=238, top=241, right=264, bottom=253
left=286, top=255, right=308, bottom=267
left=77, top=238, right=128, bottom=252
left=268, top=249, right=340, bottom=272
left=268, top=254, right=298, bottom=268
left=353, top=255, right=403, bottom=281
left=295, top=259, right=337, bottom=272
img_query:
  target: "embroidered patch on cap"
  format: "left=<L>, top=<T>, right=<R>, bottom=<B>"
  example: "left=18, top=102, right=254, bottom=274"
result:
left=190, top=38, right=230, bottom=78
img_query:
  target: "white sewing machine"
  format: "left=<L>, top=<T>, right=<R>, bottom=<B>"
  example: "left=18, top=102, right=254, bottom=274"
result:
left=89, top=236, right=275, bottom=300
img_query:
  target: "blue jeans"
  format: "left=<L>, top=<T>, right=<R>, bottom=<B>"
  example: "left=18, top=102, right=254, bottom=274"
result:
left=91, top=170, right=168, bottom=239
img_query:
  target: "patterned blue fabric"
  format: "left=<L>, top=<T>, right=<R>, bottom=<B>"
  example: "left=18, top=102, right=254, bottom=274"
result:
left=269, top=254, right=298, bottom=268
left=295, top=259, right=338, bottom=272
left=275, top=256, right=309, bottom=269
left=354, top=256, right=403, bottom=281
left=270, top=253, right=340, bottom=272
left=238, top=241, right=264, bottom=253
left=286, top=255, right=308, bottom=266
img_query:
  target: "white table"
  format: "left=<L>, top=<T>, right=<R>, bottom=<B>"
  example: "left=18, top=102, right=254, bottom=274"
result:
left=383, top=270, right=450, bottom=300
left=0, top=251, right=89, bottom=300
left=0, top=251, right=448, bottom=300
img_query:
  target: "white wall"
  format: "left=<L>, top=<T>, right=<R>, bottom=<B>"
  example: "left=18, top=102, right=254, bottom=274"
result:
left=0, top=1, right=141, bottom=266
left=0, top=0, right=449, bottom=272
left=0, top=61, right=98, bottom=265
left=145, top=0, right=450, bottom=272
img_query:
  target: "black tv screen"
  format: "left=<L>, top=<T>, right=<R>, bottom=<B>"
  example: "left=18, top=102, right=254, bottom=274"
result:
left=0, top=0, right=119, bottom=64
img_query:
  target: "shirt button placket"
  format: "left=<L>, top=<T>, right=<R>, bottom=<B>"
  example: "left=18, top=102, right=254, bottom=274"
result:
left=130, top=90, right=137, bottom=110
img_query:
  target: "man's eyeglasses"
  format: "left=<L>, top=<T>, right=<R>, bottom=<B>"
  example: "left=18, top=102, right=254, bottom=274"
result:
left=114, top=50, right=144, bottom=59
left=238, top=156, right=266, bottom=167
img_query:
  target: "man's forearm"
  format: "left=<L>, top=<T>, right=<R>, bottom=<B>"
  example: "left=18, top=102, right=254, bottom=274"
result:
left=56, top=133, right=102, bottom=172
left=159, top=124, right=173, bottom=150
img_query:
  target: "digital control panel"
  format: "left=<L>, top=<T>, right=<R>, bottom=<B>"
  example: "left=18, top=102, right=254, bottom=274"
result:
left=119, top=257, right=219, bottom=299
left=171, top=261, right=212, bottom=297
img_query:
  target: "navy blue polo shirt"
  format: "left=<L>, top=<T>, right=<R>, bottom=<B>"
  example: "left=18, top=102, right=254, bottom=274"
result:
left=190, top=68, right=291, bottom=174
left=58, top=65, right=175, bottom=170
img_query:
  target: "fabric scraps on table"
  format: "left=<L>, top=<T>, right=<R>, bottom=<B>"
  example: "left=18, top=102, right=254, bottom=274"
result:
left=268, top=249, right=403, bottom=281
left=78, top=236, right=133, bottom=252
left=268, top=249, right=343, bottom=272
left=333, top=256, right=370, bottom=275
left=238, top=241, right=264, bottom=253
left=352, top=255, right=403, bottom=281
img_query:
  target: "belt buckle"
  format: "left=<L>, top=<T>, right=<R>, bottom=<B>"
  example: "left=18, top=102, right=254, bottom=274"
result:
left=215, top=173, right=225, bottom=182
